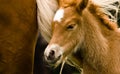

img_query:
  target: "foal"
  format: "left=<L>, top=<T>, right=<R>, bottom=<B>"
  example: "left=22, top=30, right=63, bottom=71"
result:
left=43, top=0, right=120, bottom=74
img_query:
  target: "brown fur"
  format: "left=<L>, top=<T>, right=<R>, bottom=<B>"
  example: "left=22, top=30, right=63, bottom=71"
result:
left=48, top=0, right=120, bottom=74
left=0, top=0, right=38, bottom=74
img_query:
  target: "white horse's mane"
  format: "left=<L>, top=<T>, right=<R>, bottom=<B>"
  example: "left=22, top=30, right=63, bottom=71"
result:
left=36, top=0, right=120, bottom=42
left=92, top=0, right=120, bottom=22
left=36, top=0, right=58, bottom=42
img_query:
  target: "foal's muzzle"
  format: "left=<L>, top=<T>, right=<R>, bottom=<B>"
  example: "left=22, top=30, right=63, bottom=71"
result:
left=44, top=44, right=63, bottom=64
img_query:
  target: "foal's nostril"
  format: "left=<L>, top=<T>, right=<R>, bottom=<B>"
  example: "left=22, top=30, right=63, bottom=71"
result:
left=47, top=50, right=55, bottom=60
left=50, top=50, right=55, bottom=56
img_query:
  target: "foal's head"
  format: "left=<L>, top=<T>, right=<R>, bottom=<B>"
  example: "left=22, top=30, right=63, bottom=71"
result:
left=44, top=0, right=88, bottom=66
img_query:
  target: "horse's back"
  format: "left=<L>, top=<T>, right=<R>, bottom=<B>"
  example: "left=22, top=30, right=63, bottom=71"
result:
left=0, top=0, right=38, bottom=74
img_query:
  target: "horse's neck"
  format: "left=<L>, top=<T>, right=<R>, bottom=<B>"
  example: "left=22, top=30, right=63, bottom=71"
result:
left=82, top=9, right=109, bottom=54
left=79, top=9, right=110, bottom=70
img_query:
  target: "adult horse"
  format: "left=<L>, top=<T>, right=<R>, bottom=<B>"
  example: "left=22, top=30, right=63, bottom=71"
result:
left=0, top=0, right=59, bottom=74
left=43, top=0, right=120, bottom=74
left=0, top=0, right=38, bottom=74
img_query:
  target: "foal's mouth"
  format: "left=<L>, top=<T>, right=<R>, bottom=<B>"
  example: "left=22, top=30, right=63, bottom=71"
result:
left=44, top=54, right=62, bottom=66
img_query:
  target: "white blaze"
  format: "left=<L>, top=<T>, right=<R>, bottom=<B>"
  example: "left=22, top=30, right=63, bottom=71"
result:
left=53, top=8, right=64, bottom=22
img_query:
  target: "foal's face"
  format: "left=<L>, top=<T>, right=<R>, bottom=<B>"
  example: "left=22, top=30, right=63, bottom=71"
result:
left=44, top=6, right=84, bottom=66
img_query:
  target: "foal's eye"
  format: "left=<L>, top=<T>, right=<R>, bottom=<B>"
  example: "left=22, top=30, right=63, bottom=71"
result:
left=66, top=24, right=75, bottom=30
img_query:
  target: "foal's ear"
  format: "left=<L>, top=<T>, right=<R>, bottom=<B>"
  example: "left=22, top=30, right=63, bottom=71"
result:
left=76, top=0, right=88, bottom=12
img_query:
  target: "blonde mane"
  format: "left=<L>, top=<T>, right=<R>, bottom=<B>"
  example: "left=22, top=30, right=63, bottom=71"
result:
left=87, top=0, right=120, bottom=31
left=36, top=0, right=120, bottom=42
left=36, top=0, right=58, bottom=42
left=92, top=0, right=120, bottom=23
